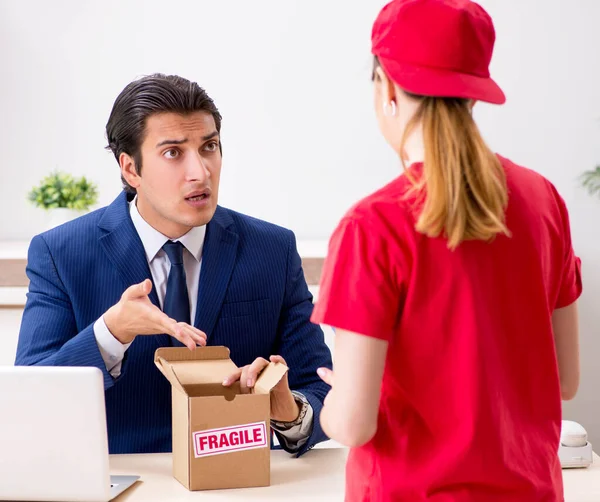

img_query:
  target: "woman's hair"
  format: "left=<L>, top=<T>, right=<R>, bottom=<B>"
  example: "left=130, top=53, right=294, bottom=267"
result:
left=373, top=58, right=510, bottom=250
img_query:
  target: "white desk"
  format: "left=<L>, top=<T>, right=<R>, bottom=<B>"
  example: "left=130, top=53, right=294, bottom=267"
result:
left=110, top=449, right=600, bottom=501
left=111, top=448, right=346, bottom=502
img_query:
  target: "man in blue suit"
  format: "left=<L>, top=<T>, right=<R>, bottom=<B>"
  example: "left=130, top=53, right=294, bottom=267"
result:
left=15, top=74, right=332, bottom=456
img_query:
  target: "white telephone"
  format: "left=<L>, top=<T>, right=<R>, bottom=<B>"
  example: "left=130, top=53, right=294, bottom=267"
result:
left=559, top=420, right=593, bottom=468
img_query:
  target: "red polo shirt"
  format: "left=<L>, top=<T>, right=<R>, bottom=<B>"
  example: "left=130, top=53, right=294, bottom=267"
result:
left=312, top=155, right=582, bottom=502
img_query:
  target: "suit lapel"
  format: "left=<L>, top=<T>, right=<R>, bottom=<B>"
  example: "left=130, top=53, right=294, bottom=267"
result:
left=97, top=192, right=161, bottom=307
left=99, top=195, right=239, bottom=345
left=194, top=206, right=239, bottom=338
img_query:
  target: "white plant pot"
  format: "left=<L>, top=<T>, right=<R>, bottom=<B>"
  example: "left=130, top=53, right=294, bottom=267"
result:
left=46, top=208, right=86, bottom=230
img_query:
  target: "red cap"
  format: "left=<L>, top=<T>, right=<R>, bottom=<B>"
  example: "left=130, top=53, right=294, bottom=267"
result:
left=371, top=0, right=505, bottom=104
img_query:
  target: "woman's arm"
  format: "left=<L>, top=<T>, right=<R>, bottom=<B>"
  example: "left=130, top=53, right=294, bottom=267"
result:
left=552, top=302, right=580, bottom=401
left=318, top=329, right=388, bottom=447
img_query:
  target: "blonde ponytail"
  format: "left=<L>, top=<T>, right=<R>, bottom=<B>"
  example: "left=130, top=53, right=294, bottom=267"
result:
left=402, top=96, right=510, bottom=250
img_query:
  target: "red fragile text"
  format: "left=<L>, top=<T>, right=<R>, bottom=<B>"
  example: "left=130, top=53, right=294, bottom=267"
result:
left=193, top=421, right=268, bottom=458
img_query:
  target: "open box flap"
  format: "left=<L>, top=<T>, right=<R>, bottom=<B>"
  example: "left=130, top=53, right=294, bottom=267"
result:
left=254, top=362, right=289, bottom=395
left=155, top=346, right=231, bottom=363
left=154, top=356, right=186, bottom=394
left=154, top=347, right=238, bottom=392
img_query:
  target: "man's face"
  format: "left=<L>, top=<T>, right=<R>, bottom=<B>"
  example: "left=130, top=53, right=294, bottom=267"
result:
left=121, top=111, right=222, bottom=238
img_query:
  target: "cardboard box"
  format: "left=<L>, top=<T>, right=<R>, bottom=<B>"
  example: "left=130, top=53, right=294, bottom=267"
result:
left=154, top=346, right=288, bottom=491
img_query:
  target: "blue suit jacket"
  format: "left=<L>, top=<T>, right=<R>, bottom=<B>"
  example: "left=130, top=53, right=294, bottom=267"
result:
left=15, top=191, right=332, bottom=455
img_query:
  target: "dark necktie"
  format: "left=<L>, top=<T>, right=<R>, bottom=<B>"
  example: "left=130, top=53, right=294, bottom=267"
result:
left=162, top=240, right=191, bottom=325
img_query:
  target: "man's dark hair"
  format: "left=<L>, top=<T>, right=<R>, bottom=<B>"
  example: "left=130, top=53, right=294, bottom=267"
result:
left=105, top=73, right=222, bottom=193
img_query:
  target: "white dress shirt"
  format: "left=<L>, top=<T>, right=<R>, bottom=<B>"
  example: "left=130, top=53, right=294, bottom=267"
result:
left=94, top=197, right=204, bottom=376
left=93, top=197, right=312, bottom=450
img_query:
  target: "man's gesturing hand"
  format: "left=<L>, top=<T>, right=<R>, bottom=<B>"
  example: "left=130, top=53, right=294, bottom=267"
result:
left=104, top=279, right=206, bottom=350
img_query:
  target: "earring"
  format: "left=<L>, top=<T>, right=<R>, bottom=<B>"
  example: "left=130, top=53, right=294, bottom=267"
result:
left=383, top=101, right=397, bottom=117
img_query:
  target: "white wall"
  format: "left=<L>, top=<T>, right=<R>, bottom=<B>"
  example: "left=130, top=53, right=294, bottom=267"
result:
left=0, top=310, right=22, bottom=366
left=1, top=0, right=599, bottom=444
left=0, top=0, right=397, bottom=240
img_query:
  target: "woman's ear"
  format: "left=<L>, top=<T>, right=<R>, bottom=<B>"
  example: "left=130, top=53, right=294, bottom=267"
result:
left=374, top=67, right=397, bottom=109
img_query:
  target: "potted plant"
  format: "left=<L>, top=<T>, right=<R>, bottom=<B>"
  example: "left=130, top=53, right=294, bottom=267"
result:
left=581, top=166, right=600, bottom=198
left=28, top=171, right=99, bottom=229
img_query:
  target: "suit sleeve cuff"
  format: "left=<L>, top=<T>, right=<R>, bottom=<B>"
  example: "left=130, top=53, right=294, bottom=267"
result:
left=94, top=316, right=132, bottom=378
left=271, top=392, right=314, bottom=452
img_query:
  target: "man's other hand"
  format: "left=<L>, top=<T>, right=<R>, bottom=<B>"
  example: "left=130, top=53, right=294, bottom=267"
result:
left=222, top=355, right=300, bottom=422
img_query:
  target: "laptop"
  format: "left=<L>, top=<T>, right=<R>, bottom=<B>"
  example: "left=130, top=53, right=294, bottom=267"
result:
left=0, top=366, right=139, bottom=501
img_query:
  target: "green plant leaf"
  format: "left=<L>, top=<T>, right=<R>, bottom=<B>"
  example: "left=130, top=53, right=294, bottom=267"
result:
left=27, top=171, right=99, bottom=209
left=581, top=166, right=600, bottom=199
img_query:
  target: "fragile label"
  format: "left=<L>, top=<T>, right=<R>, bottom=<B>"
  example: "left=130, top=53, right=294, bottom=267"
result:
left=192, top=421, right=268, bottom=458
